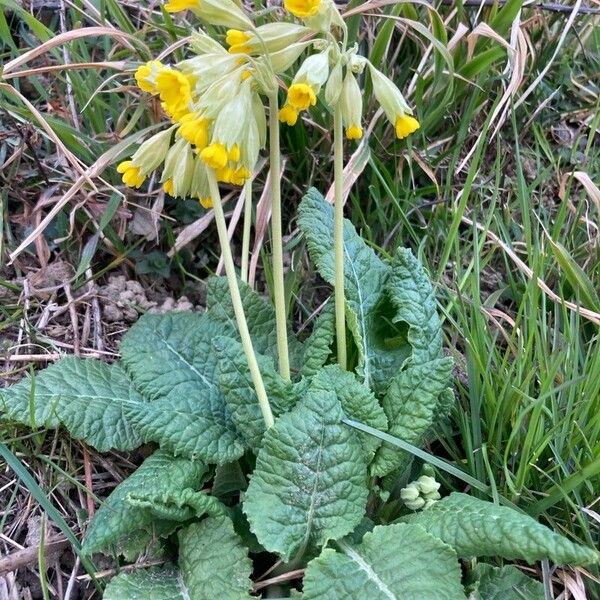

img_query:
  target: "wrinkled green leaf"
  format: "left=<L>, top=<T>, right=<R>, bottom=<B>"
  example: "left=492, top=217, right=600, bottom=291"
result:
left=309, top=365, right=387, bottom=460
left=301, top=307, right=336, bottom=377
left=299, top=189, right=412, bottom=392
left=207, top=276, right=303, bottom=368
left=372, top=358, right=454, bottom=477
left=469, top=563, right=544, bottom=600
left=214, top=336, right=296, bottom=448
left=103, top=566, right=183, bottom=600
left=1, top=357, right=146, bottom=452
left=244, top=389, right=368, bottom=561
left=386, top=248, right=443, bottom=365
left=120, top=312, right=244, bottom=463
left=104, top=517, right=252, bottom=600
left=404, top=493, right=599, bottom=565
left=178, top=516, right=253, bottom=599
left=83, top=450, right=207, bottom=558
left=303, top=523, right=466, bottom=599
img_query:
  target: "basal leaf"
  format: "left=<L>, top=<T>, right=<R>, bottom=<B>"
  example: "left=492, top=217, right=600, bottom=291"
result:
left=302, top=523, right=466, bottom=599
left=82, top=449, right=207, bottom=558
left=386, top=248, right=444, bottom=365
left=178, top=516, right=253, bottom=599
left=469, top=563, right=544, bottom=600
left=298, top=189, right=411, bottom=392
left=120, top=312, right=244, bottom=464
left=372, top=358, right=454, bottom=477
left=404, top=493, right=599, bottom=565
left=214, top=336, right=296, bottom=448
left=1, top=357, right=146, bottom=452
left=127, top=487, right=228, bottom=521
left=243, top=389, right=368, bottom=561
left=103, top=566, right=183, bottom=600
left=309, top=365, right=387, bottom=460
left=301, top=307, right=336, bottom=377
left=104, top=517, right=252, bottom=600
left=207, top=276, right=303, bottom=369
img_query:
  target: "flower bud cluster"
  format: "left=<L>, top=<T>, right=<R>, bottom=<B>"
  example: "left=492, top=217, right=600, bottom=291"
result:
left=400, top=475, right=442, bottom=511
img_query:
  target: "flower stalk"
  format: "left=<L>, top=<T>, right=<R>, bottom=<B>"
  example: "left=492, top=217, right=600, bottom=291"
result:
left=333, top=102, right=347, bottom=368
left=240, top=178, right=253, bottom=283
left=268, top=91, right=291, bottom=381
left=208, top=172, right=275, bottom=428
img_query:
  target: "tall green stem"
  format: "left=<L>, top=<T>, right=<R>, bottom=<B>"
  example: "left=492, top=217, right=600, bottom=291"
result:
left=333, top=104, right=347, bottom=368
left=208, top=173, right=274, bottom=428
left=268, top=92, right=291, bottom=381
left=240, top=178, right=252, bottom=283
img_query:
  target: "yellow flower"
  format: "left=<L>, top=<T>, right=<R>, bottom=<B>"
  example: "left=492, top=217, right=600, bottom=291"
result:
left=226, top=29, right=251, bottom=53
left=200, top=143, right=229, bottom=170
left=164, top=0, right=251, bottom=29
left=178, top=113, right=210, bottom=150
left=164, top=0, right=197, bottom=13
left=284, top=0, right=320, bottom=18
left=163, top=179, right=175, bottom=195
left=134, top=60, right=163, bottom=94
left=156, top=67, right=194, bottom=118
left=279, top=104, right=299, bottom=126
left=346, top=125, right=363, bottom=140
left=117, top=161, right=146, bottom=189
left=287, top=83, right=317, bottom=111
left=199, top=196, right=214, bottom=209
left=395, top=114, right=420, bottom=139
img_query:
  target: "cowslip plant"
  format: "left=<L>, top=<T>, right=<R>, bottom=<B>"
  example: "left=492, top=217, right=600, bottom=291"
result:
left=1, top=2, right=599, bottom=599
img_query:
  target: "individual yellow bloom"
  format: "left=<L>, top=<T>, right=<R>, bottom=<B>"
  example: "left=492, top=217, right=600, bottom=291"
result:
left=200, top=143, right=229, bottom=170
left=241, top=69, right=253, bottom=81
left=228, top=144, right=241, bottom=163
left=156, top=67, right=194, bottom=118
left=284, top=0, right=320, bottom=18
left=134, top=60, right=163, bottom=94
left=279, top=104, right=299, bottom=126
left=164, top=0, right=197, bottom=13
left=117, top=161, right=146, bottom=189
left=395, top=114, right=420, bottom=139
left=346, top=125, right=363, bottom=140
left=165, top=0, right=251, bottom=29
left=287, top=83, right=317, bottom=111
left=199, top=196, right=214, bottom=209
left=163, top=179, right=175, bottom=195
left=226, top=29, right=251, bottom=53
left=230, top=166, right=251, bottom=186
left=216, top=166, right=234, bottom=183
left=178, top=113, right=210, bottom=150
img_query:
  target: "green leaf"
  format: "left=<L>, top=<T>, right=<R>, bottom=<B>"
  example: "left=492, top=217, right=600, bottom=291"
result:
left=82, top=450, right=207, bottom=558
left=127, top=487, right=228, bottom=521
left=104, top=566, right=183, bottom=600
left=213, top=336, right=296, bottom=448
left=404, top=493, right=599, bottom=565
left=469, top=564, right=544, bottom=600
left=243, top=389, right=368, bottom=561
left=302, top=523, right=466, bottom=599
left=386, top=248, right=444, bottom=365
left=178, top=516, right=253, bottom=599
left=1, top=357, right=146, bottom=452
left=207, top=276, right=303, bottom=368
left=120, top=312, right=245, bottom=464
left=299, top=189, right=412, bottom=392
left=372, top=358, right=454, bottom=477
left=301, top=307, right=336, bottom=377
left=104, top=517, right=253, bottom=600
left=308, top=365, right=387, bottom=460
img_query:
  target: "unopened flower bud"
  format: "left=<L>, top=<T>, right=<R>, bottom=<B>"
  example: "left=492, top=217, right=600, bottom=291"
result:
left=164, top=0, right=251, bottom=30
left=400, top=483, right=420, bottom=502
left=416, top=475, right=440, bottom=496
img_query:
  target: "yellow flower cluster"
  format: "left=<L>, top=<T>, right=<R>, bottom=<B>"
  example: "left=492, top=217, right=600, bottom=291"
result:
left=117, top=0, right=421, bottom=204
